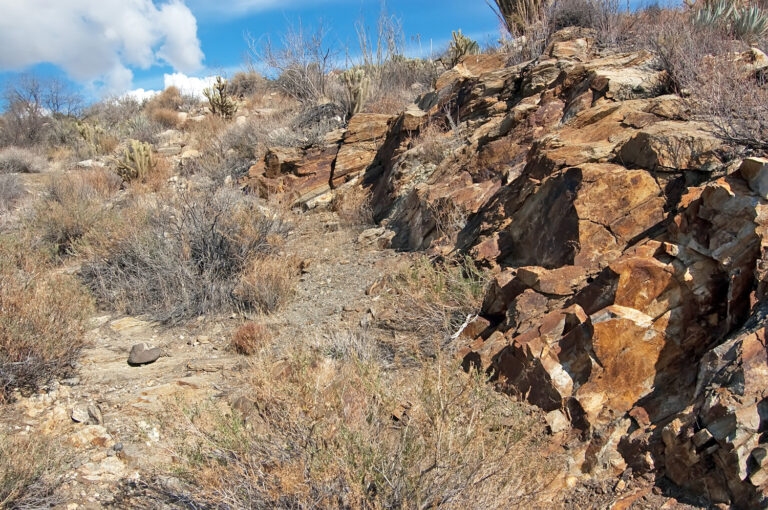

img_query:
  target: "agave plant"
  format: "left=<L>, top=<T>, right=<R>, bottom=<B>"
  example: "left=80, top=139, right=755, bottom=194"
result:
left=732, top=5, right=768, bottom=41
left=691, top=0, right=768, bottom=42
left=691, top=0, right=735, bottom=28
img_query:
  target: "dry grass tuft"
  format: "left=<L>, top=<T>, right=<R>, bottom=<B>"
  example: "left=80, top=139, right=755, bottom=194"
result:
left=377, top=256, right=487, bottom=360
left=149, top=107, right=181, bottom=129
left=330, top=185, right=374, bottom=226
left=231, top=322, right=273, bottom=355
left=234, top=255, right=299, bottom=314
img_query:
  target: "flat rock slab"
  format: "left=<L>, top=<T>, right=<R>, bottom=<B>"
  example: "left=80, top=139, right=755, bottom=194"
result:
left=128, top=343, right=163, bottom=366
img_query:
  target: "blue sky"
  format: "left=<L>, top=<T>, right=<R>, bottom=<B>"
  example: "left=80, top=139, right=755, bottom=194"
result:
left=0, top=0, right=502, bottom=103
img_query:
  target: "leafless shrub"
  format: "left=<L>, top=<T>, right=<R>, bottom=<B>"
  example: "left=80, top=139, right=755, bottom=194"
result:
left=1, top=74, right=83, bottom=147
left=85, top=97, right=142, bottom=131
left=0, top=146, right=46, bottom=174
left=249, top=20, right=336, bottom=104
left=696, top=55, right=768, bottom=152
left=0, top=174, right=26, bottom=211
left=80, top=187, right=290, bottom=323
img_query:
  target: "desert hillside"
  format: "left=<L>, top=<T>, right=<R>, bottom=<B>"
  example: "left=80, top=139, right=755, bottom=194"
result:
left=2, top=2, right=768, bottom=509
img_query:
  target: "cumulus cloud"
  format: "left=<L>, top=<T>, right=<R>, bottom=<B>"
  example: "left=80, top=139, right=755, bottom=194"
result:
left=125, top=72, right=217, bottom=101
left=0, top=0, right=204, bottom=94
left=164, top=73, right=217, bottom=98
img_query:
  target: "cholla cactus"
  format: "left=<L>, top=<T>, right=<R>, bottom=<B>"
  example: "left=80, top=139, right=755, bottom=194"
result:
left=341, top=68, right=371, bottom=116
left=203, top=76, right=238, bottom=118
left=115, top=139, right=154, bottom=182
left=446, top=30, right=480, bottom=68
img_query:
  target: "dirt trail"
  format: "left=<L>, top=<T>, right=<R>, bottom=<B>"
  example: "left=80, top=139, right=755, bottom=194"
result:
left=2, top=210, right=406, bottom=509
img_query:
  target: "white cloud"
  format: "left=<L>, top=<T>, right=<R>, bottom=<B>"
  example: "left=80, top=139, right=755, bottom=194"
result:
left=126, top=72, right=217, bottom=101
left=0, top=0, right=204, bottom=94
left=123, top=88, right=159, bottom=102
left=164, top=73, right=217, bottom=98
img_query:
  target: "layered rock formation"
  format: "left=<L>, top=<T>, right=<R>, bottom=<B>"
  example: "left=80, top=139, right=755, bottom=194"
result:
left=249, top=27, right=768, bottom=507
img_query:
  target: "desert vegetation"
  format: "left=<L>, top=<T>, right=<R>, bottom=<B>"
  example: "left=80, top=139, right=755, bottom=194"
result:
left=1, top=1, right=768, bottom=507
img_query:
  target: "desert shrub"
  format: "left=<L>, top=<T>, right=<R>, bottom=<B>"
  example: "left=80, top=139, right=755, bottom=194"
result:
left=125, top=113, right=165, bottom=144
left=230, top=322, right=272, bottom=355
left=80, top=187, right=289, bottom=323
left=28, top=171, right=118, bottom=256
left=227, top=71, right=268, bottom=98
left=159, top=349, right=556, bottom=509
left=0, top=434, right=64, bottom=507
left=0, top=146, right=46, bottom=174
left=149, top=107, right=181, bottom=129
left=0, top=174, right=25, bottom=211
left=377, top=257, right=487, bottom=361
left=0, top=235, right=93, bottom=397
left=145, top=86, right=183, bottom=112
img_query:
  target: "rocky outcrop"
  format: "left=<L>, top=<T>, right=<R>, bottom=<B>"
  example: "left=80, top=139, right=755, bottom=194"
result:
left=238, top=26, right=767, bottom=506
left=309, top=28, right=768, bottom=507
